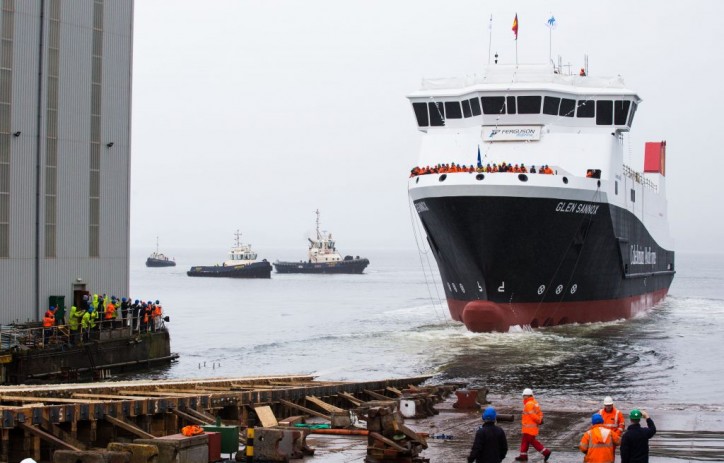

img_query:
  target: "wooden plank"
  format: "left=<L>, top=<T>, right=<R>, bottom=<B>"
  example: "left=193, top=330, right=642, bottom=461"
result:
left=181, top=408, right=215, bottom=424
left=169, top=408, right=206, bottom=425
left=73, top=393, right=148, bottom=400
left=19, top=422, right=81, bottom=451
left=118, top=390, right=203, bottom=398
left=305, top=396, right=345, bottom=414
left=338, top=392, right=363, bottom=407
left=104, top=414, right=155, bottom=439
left=254, top=406, right=278, bottom=427
left=0, top=395, right=100, bottom=404
left=369, top=432, right=407, bottom=452
left=386, top=387, right=403, bottom=397
left=278, top=399, right=329, bottom=421
left=363, top=389, right=394, bottom=401
left=40, top=418, right=88, bottom=451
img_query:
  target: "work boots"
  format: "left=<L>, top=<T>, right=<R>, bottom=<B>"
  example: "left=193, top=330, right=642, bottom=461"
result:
left=543, top=449, right=552, bottom=462
left=514, top=456, right=528, bottom=462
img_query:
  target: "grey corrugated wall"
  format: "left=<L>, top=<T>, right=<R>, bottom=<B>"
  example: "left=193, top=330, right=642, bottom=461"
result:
left=0, top=0, right=133, bottom=324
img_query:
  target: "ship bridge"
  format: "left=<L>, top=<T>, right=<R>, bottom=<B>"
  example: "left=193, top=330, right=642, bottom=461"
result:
left=407, top=65, right=641, bottom=132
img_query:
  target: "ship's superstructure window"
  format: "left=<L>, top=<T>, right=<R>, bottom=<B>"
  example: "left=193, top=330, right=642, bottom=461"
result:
left=615, top=181, right=618, bottom=195
left=596, top=100, right=613, bottom=125
left=410, top=93, right=635, bottom=128
left=0, top=0, right=14, bottom=258
left=470, top=97, right=481, bottom=116
left=45, top=0, right=60, bottom=258
left=628, top=102, right=638, bottom=126
left=517, top=96, right=542, bottom=114
left=89, top=0, right=104, bottom=257
left=462, top=99, right=471, bottom=117
left=631, top=189, right=635, bottom=202
left=412, top=102, right=428, bottom=126
left=615, top=100, right=631, bottom=125
left=577, top=100, right=595, bottom=118
left=560, top=98, right=576, bottom=117
left=428, top=102, right=444, bottom=126
left=543, top=96, right=561, bottom=115
left=481, top=96, right=505, bottom=115
left=444, top=101, right=462, bottom=119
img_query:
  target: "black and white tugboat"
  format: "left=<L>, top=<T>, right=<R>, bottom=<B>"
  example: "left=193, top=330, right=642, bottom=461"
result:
left=187, top=230, right=272, bottom=278
left=407, top=62, right=675, bottom=332
left=274, top=210, right=369, bottom=274
left=145, top=236, right=176, bottom=267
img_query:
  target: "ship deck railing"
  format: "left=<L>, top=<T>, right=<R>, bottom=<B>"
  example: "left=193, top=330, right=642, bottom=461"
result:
left=623, top=164, right=658, bottom=192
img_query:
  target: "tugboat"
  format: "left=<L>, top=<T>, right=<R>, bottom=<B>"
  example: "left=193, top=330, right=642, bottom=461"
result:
left=145, top=236, right=176, bottom=267
left=187, top=230, right=272, bottom=278
left=274, top=210, right=370, bottom=274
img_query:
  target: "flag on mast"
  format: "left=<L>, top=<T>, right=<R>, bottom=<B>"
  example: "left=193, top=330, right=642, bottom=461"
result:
left=488, top=14, right=493, bottom=30
left=512, top=13, right=518, bottom=40
left=546, top=15, right=557, bottom=28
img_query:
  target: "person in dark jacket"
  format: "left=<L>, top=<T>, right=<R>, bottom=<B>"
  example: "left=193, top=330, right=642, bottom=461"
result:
left=468, top=406, right=508, bottom=463
left=620, top=409, right=656, bottom=463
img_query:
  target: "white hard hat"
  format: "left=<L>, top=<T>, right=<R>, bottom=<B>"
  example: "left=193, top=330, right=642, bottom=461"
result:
left=603, top=396, right=614, bottom=405
left=20, top=459, right=38, bottom=463
left=522, top=388, right=533, bottom=396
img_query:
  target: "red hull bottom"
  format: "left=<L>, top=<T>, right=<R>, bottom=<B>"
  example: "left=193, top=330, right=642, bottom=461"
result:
left=448, top=289, right=670, bottom=333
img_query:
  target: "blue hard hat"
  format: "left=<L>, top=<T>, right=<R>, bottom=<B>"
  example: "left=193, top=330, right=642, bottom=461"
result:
left=122, top=297, right=127, bottom=302
left=482, top=406, right=497, bottom=422
left=592, top=413, right=604, bottom=425
left=155, top=300, right=160, bottom=304
left=134, top=299, right=139, bottom=304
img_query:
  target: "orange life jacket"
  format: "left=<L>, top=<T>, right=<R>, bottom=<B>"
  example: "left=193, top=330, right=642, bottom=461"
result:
left=521, top=397, right=542, bottom=436
left=598, top=407, right=625, bottom=436
left=181, top=425, right=204, bottom=436
left=43, top=312, right=55, bottom=328
left=579, top=425, right=621, bottom=463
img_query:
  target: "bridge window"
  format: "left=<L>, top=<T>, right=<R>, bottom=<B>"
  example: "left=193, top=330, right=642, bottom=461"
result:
left=628, top=102, right=638, bottom=126
left=470, top=97, right=481, bottom=116
left=462, top=99, right=472, bottom=117
left=445, top=101, right=462, bottom=119
left=596, top=100, right=613, bottom=125
left=517, top=96, right=542, bottom=114
left=559, top=98, right=575, bottom=117
left=576, top=99, right=595, bottom=118
left=543, top=96, right=560, bottom=115
left=428, top=102, right=445, bottom=126
left=481, top=96, right=506, bottom=114
left=506, top=96, right=517, bottom=114
left=412, top=102, right=428, bottom=127
left=615, top=100, right=631, bottom=125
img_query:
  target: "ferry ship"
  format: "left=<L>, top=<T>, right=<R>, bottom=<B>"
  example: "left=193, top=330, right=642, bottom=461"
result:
left=187, top=231, right=272, bottom=278
left=407, top=64, right=675, bottom=332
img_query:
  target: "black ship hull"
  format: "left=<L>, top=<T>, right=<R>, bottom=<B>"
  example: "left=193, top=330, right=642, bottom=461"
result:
left=414, top=194, right=675, bottom=332
left=146, top=257, right=176, bottom=267
left=2, top=329, right=177, bottom=384
left=274, top=258, right=370, bottom=274
left=187, top=261, right=272, bottom=278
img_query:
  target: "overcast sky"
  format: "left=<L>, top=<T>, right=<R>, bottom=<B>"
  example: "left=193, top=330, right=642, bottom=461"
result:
left=130, top=1, right=724, bottom=255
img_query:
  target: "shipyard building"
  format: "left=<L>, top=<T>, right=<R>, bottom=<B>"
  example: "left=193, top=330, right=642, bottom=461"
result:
left=0, top=1, right=133, bottom=324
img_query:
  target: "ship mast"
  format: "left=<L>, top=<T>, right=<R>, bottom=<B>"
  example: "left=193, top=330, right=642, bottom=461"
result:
left=234, top=229, right=242, bottom=248
left=315, top=209, right=321, bottom=240
left=156, top=236, right=159, bottom=254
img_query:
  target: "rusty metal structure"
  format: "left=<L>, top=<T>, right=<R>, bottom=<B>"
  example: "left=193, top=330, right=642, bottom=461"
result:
left=0, top=374, right=435, bottom=462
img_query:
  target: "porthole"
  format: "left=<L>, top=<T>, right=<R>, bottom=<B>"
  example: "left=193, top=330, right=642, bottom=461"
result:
left=439, top=174, right=447, bottom=182
left=518, top=174, right=528, bottom=182
left=562, top=177, right=569, bottom=184
left=476, top=173, right=485, bottom=181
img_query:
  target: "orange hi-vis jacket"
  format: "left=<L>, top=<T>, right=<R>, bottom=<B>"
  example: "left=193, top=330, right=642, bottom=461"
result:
left=105, top=303, right=116, bottom=320
left=43, top=311, right=55, bottom=328
left=598, top=407, right=625, bottom=436
left=521, top=397, right=543, bottom=436
left=579, top=424, right=621, bottom=463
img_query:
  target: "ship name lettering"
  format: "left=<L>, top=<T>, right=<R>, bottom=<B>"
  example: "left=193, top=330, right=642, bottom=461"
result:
left=630, top=244, right=657, bottom=265
left=556, top=202, right=598, bottom=215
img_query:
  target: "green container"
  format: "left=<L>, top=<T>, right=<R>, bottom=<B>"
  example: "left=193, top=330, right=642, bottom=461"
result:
left=202, top=424, right=239, bottom=454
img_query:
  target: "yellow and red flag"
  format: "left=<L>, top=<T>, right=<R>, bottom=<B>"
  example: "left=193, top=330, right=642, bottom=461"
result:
left=512, top=13, right=519, bottom=40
